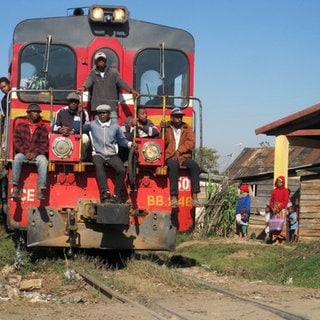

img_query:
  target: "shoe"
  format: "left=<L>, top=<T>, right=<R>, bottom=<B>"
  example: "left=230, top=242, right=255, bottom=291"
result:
left=37, top=189, right=45, bottom=200
left=191, top=199, right=202, bottom=207
left=101, top=191, right=111, bottom=203
left=9, top=186, right=20, bottom=199
left=112, top=194, right=122, bottom=204
left=170, top=196, right=178, bottom=208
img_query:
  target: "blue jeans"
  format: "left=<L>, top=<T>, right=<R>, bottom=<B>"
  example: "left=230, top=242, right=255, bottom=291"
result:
left=11, top=153, right=48, bottom=189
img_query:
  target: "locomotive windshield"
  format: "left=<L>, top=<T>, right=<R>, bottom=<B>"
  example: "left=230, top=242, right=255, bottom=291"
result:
left=136, top=48, right=189, bottom=108
left=18, top=43, right=76, bottom=102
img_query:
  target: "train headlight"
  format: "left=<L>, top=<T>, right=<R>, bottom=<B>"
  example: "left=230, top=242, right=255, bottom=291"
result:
left=113, top=8, right=127, bottom=22
left=142, top=142, right=162, bottom=163
left=89, top=5, right=128, bottom=24
left=52, top=137, right=74, bottom=159
left=91, top=7, right=104, bottom=21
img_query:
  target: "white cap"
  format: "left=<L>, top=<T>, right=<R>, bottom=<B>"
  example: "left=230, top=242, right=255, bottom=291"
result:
left=94, top=51, right=106, bottom=61
left=96, top=104, right=111, bottom=112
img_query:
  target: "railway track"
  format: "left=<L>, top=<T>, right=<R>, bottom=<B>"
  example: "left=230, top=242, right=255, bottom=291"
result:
left=75, top=268, right=188, bottom=320
left=75, top=264, right=309, bottom=320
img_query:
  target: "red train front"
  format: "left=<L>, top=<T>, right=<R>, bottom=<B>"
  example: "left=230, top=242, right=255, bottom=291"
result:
left=2, top=5, right=202, bottom=251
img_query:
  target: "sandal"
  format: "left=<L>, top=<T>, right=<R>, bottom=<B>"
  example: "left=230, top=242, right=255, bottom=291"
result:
left=170, top=196, right=178, bottom=208
left=9, top=186, right=20, bottom=199
left=192, top=199, right=201, bottom=207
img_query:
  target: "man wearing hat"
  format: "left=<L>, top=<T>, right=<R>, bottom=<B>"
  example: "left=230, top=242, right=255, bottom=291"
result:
left=9, top=103, right=49, bottom=200
left=53, top=92, right=90, bottom=160
left=77, top=51, right=139, bottom=118
left=82, top=104, right=135, bottom=203
left=160, top=107, right=201, bottom=208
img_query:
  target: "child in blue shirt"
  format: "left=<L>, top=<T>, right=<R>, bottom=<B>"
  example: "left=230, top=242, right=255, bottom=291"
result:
left=288, top=205, right=298, bottom=242
left=240, top=208, right=249, bottom=239
left=235, top=184, right=251, bottom=237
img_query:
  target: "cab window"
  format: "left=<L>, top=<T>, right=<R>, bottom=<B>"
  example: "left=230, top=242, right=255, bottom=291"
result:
left=135, top=49, right=189, bottom=108
left=19, top=44, right=76, bottom=103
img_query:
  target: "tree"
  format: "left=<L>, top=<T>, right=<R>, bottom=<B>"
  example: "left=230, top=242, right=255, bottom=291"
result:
left=194, top=146, right=219, bottom=174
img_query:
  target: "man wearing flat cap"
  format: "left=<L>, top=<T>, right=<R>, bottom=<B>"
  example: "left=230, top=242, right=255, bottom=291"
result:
left=53, top=92, right=90, bottom=160
left=82, top=104, right=135, bottom=203
left=77, top=51, right=139, bottom=119
left=160, top=107, right=201, bottom=208
left=9, top=103, right=49, bottom=200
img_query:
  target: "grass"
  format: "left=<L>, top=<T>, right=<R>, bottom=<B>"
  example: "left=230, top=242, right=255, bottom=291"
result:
left=0, top=232, right=16, bottom=267
left=172, top=235, right=320, bottom=288
left=1, top=226, right=320, bottom=289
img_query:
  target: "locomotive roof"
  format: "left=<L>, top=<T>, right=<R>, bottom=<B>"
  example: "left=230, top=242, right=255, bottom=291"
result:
left=13, top=15, right=195, bottom=52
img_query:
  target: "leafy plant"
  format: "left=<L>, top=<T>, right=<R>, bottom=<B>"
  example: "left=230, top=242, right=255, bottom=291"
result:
left=194, top=178, right=237, bottom=239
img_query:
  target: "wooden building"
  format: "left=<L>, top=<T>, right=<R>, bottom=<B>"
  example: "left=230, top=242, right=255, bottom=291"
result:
left=227, top=146, right=320, bottom=240
left=254, top=102, right=320, bottom=241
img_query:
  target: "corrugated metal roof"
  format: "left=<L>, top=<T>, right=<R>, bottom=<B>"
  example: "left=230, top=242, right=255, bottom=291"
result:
left=255, top=103, right=320, bottom=136
left=226, top=146, right=320, bottom=180
left=255, top=103, right=320, bottom=148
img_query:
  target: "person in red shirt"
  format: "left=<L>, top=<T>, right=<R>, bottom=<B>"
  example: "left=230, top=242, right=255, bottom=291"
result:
left=269, top=175, right=289, bottom=245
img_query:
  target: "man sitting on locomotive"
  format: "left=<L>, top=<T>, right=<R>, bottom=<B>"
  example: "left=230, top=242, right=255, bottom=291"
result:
left=9, top=103, right=49, bottom=200
left=119, top=106, right=159, bottom=161
left=123, top=106, right=159, bottom=140
left=81, top=104, right=135, bottom=204
left=52, top=92, right=90, bottom=161
left=160, top=107, right=201, bottom=208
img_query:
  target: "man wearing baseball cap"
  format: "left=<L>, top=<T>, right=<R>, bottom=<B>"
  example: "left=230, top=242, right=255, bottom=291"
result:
left=77, top=51, right=139, bottom=119
left=9, top=103, right=49, bottom=200
left=160, top=107, right=201, bottom=208
left=82, top=104, right=135, bottom=204
left=53, top=92, right=90, bottom=160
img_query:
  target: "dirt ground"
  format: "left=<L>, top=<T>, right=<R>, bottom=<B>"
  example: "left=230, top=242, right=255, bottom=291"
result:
left=0, top=241, right=320, bottom=320
left=1, top=266, right=319, bottom=320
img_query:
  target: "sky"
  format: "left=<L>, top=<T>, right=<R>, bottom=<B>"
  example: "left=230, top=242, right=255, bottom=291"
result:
left=1, top=0, right=320, bottom=171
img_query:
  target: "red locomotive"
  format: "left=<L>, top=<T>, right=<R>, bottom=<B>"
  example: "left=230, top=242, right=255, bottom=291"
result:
left=1, top=5, right=203, bottom=251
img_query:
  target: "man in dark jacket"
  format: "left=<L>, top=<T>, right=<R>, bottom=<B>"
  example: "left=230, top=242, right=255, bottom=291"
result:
left=53, top=92, right=90, bottom=160
left=9, top=103, right=49, bottom=200
left=0, top=77, right=11, bottom=117
left=77, top=51, right=139, bottom=119
left=161, top=107, right=201, bottom=208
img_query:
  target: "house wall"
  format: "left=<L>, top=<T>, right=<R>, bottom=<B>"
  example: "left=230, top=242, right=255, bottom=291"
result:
left=299, top=176, right=320, bottom=241
left=250, top=178, right=274, bottom=213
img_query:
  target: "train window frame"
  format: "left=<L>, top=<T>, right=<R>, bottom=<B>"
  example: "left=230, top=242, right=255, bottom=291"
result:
left=135, top=49, right=190, bottom=108
left=18, top=43, right=76, bottom=103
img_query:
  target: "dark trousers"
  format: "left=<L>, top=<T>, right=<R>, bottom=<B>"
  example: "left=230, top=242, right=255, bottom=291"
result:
left=166, top=158, right=200, bottom=196
left=92, top=155, right=126, bottom=196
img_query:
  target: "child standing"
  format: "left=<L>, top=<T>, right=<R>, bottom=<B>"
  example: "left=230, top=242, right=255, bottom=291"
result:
left=240, top=208, right=249, bottom=239
left=264, top=204, right=272, bottom=242
left=287, top=205, right=298, bottom=242
left=235, top=184, right=251, bottom=238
